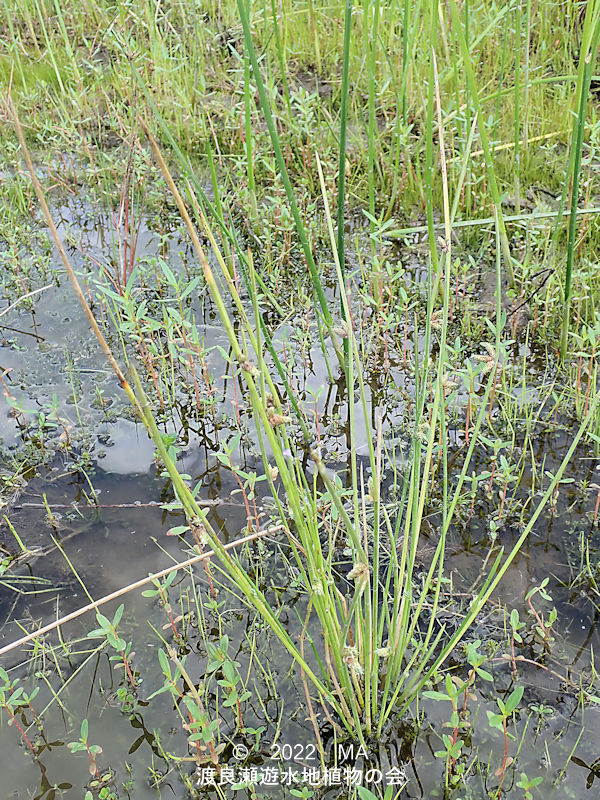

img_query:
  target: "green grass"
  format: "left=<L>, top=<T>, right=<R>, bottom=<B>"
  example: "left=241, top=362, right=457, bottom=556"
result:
left=2, top=0, right=600, bottom=334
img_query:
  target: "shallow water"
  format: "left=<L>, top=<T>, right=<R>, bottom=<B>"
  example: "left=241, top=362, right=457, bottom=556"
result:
left=1, top=193, right=600, bottom=799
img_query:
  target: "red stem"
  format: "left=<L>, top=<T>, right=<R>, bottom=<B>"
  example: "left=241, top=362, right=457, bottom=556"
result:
left=4, top=704, right=35, bottom=752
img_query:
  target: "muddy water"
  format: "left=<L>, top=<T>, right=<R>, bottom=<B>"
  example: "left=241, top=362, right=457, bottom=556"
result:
left=1, top=196, right=600, bottom=798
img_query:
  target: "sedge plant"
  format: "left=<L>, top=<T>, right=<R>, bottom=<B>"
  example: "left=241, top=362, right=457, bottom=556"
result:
left=10, top=11, right=600, bottom=748
left=132, top=44, right=600, bottom=746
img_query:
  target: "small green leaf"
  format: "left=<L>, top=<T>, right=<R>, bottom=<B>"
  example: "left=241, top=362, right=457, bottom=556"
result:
left=357, top=787, right=379, bottom=800
left=423, top=691, right=451, bottom=702
left=487, top=711, right=504, bottom=731
left=158, top=649, right=171, bottom=678
left=106, top=633, right=121, bottom=650
left=166, top=525, right=190, bottom=536
left=95, top=612, right=112, bottom=630
left=505, top=685, right=524, bottom=715
left=164, top=571, right=177, bottom=588
left=113, top=604, right=124, bottom=627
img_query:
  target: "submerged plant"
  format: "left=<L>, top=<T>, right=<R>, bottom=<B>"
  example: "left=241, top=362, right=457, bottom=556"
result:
left=148, top=647, right=224, bottom=766
left=7, top=12, right=600, bottom=797
left=0, top=666, right=40, bottom=754
left=10, top=32, right=600, bottom=755
left=67, top=719, right=103, bottom=779
left=87, top=604, right=138, bottom=689
left=142, top=570, right=184, bottom=643
left=128, top=112, right=600, bottom=750
left=487, top=685, right=525, bottom=796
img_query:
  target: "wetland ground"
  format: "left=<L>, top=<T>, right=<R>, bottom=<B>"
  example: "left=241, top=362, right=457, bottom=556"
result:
left=3, top=1, right=600, bottom=799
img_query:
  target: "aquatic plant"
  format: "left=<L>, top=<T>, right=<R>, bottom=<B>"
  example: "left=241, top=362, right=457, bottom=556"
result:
left=5, top=2, right=600, bottom=796
left=11, top=68, right=600, bottom=754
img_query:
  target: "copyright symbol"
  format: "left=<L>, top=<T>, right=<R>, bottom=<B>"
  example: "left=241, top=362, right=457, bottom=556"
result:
left=233, top=744, right=248, bottom=760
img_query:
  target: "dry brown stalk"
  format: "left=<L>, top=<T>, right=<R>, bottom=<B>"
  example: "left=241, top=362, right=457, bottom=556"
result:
left=0, top=526, right=283, bottom=658
left=8, top=101, right=143, bottom=414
